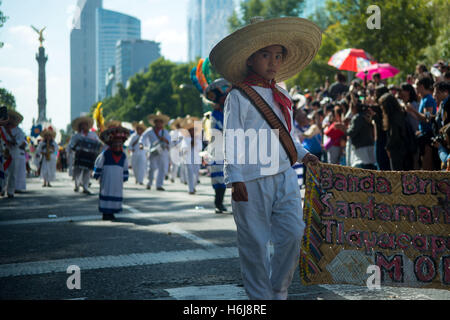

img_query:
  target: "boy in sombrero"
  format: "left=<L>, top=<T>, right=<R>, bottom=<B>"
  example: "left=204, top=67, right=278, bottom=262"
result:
left=210, top=17, right=322, bottom=300
left=93, top=121, right=130, bottom=221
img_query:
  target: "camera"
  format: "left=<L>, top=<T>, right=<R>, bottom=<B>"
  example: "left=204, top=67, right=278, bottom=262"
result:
left=431, top=134, right=446, bottom=145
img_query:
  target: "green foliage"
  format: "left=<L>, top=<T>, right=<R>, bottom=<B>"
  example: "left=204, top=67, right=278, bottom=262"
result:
left=228, top=0, right=305, bottom=32
left=94, top=58, right=203, bottom=125
left=0, top=88, right=16, bottom=109
left=0, top=0, right=9, bottom=48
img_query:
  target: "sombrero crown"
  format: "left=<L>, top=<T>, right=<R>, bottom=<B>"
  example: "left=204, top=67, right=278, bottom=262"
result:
left=99, top=121, right=130, bottom=144
left=71, top=115, right=94, bottom=132
left=148, top=111, right=170, bottom=126
left=209, top=17, right=322, bottom=84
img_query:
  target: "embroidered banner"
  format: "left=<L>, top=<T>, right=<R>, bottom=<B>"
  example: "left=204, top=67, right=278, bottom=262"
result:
left=300, top=163, right=450, bottom=289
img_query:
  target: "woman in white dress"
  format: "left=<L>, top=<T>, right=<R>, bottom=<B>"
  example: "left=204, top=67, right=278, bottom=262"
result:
left=36, top=128, right=58, bottom=187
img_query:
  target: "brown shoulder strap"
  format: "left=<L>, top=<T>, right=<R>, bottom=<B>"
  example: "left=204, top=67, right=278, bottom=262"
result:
left=234, top=82, right=298, bottom=166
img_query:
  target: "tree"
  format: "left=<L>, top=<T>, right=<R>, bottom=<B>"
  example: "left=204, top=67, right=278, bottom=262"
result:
left=0, top=88, right=16, bottom=109
left=228, top=0, right=305, bottom=32
left=0, top=1, right=9, bottom=48
left=325, top=0, right=438, bottom=74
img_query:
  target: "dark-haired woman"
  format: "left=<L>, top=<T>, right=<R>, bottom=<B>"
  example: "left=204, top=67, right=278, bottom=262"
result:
left=400, top=83, right=420, bottom=169
left=379, top=93, right=410, bottom=171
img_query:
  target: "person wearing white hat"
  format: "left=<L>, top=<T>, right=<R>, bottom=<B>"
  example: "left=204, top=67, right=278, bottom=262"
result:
left=168, top=117, right=184, bottom=183
left=141, top=111, right=171, bottom=191
left=0, top=110, right=26, bottom=198
left=129, top=121, right=147, bottom=185
left=180, top=118, right=202, bottom=194
left=35, top=127, right=58, bottom=187
left=210, top=17, right=321, bottom=300
left=68, top=115, right=101, bottom=195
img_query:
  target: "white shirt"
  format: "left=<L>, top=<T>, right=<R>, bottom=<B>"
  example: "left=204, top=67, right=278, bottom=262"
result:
left=223, top=86, right=309, bottom=185
left=140, top=128, right=171, bottom=150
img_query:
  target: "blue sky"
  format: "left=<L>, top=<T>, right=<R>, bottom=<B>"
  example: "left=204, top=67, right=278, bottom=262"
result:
left=0, top=0, right=192, bottom=134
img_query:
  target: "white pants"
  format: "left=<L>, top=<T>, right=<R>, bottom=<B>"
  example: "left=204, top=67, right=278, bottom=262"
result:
left=131, top=151, right=147, bottom=184
left=73, top=167, right=91, bottom=190
left=15, top=154, right=27, bottom=190
left=148, top=153, right=169, bottom=188
left=232, top=167, right=305, bottom=300
left=185, top=163, right=199, bottom=193
left=5, top=158, right=16, bottom=195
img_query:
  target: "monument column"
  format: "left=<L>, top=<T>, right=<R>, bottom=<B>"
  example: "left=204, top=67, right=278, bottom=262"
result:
left=36, top=45, right=48, bottom=123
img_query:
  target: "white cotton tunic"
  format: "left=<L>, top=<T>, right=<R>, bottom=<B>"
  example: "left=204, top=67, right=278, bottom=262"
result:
left=36, top=140, right=58, bottom=182
left=128, top=132, right=147, bottom=184
left=223, top=86, right=309, bottom=186
left=93, top=149, right=129, bottom=214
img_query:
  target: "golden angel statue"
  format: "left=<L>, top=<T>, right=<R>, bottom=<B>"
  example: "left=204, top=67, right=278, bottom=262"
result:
left=31, top=25, right=46, bottom=47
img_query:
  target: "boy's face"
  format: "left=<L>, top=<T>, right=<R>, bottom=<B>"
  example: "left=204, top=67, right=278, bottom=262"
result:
left=247, top=45, right=285, bottom=81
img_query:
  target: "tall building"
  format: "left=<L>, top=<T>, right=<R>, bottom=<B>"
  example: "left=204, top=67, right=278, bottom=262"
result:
left=115, top=39, right=161, bottom=90
left=70, top=0, right=103, bottom=122
left=95, top=9, right=141, bottom=101
left=187, top=0, right=234, bottom=61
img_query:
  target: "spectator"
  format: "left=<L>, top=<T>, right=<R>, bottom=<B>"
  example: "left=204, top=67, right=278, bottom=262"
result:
left=324, top=106, right=346, bottom=164
left=379, top=93, right=411, bottom=171
left=416, top=76, right=438, bottom=170
left=372, top=86, right=390, bottom=170
left=400, top=83, right=420, bottom=169
left=345, top=101, right=376, bottom=169
left=328, top=73, right=349, bottom=101
left=373, top=72, right=382, bottom=86
left=433, top=122, right=450, bottom=170
left=433, top=81, right=450, bottom=129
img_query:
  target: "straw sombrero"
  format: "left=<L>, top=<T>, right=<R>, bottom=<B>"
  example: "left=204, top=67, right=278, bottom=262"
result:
left=133, top=120, right=147, bottom=131
left=99, top=120, right=130, bottom=144
left=71, top=115, right=94, bottom=132
left=169, top=117, right=184, bottom=130
left=147, top=111, right=170, bottom=126
left=7, top=109, right=24, bottom=126
left=40, top=126, right=56, bottom=139
left=209, top=17, right=322, bottom=84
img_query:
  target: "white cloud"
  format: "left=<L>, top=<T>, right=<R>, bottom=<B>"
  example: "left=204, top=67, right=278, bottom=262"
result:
left=143, top=15, right=170, bottom=28
left=8, top=25, right=38, bottom=47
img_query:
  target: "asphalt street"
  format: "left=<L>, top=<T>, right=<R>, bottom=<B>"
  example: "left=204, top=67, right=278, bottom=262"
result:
left=0, top=170, right=449, bottom=300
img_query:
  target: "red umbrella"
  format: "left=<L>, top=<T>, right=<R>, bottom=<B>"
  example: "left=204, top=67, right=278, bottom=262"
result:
left=328, top=48, right=376, bottom=72
left=356, top=63, right=400, bottom=80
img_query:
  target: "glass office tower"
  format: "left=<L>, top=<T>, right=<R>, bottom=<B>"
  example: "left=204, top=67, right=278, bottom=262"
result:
left=95, top=8, right=140, bottom=101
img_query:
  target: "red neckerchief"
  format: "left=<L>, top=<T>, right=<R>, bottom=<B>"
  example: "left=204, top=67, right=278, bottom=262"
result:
left=111, top=149, right=123, bottom=163
left=243, top=71, right=292, bottom=132
left=154, top=127, right=162, bottom=136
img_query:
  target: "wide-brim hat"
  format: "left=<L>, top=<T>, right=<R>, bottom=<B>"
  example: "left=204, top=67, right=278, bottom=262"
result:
left=132, top=120, right=147, bottom=131
left=147, top=111, right=170, bottom=126
left=7, top=109, right=24, bottom=126
left=99, top=121, right=130, bottom=144
left=71, top=115, right=94, bottom=132
left=169, top=117, right=184, bottom=130
left=40, top=127, right=56, bottom=139
left=209, top=17, right=322, bottom=84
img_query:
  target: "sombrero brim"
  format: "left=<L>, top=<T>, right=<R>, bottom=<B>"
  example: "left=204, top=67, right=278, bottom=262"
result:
left=99, top=126, right=130, bottom=144
left=7, top=110, right=24, bottom=126
left=71, top=116, right=94, bottom=131
left=209, top=17, right=322, bottom=84
left=148, top=114, right=170, bottom=126
left=170, top=118, right=184, bottom=130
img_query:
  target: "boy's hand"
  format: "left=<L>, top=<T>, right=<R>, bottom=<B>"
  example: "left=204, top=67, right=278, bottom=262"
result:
left=232, top=182, right=248, bottom=202
left=302, top=153, right=319, bottom=167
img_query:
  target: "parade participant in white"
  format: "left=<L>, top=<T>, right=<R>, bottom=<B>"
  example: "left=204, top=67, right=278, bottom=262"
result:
left=210, top=17, right=321, bottom=300
left=129, top=121, right=147, bottom=185
left=35, top=127, right=58, bottom=187
left=94, top=121, right=130, bottom=221
left=180, top=118, right=202, bottom=194
left=169, top=117, right=184, bottom=183
left=14, top=131, right=27, bottom=192
left=0, top=110, right=26, bottom=198
left=141, top=111, right=171, bottom=191
left=69, top=116, right=101, bottom=195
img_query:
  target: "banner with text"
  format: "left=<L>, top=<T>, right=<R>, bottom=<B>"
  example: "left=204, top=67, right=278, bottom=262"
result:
left=300, top=163, right=450, bottom=289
